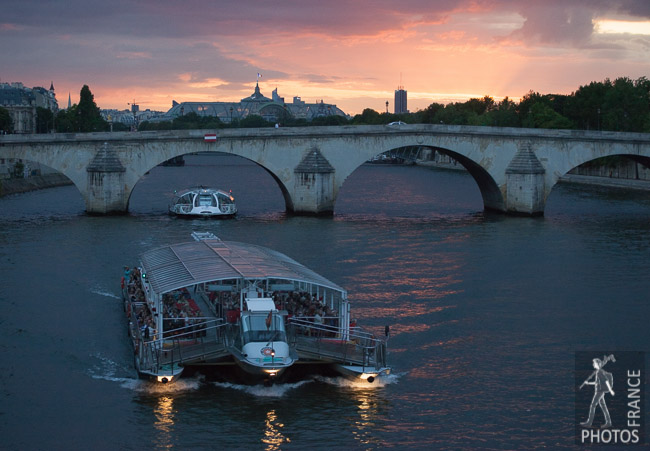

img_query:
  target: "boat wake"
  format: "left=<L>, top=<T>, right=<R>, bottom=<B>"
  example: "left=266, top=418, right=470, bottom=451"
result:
left=124, top=378, right=201, bottom=393
left=87, top=353, right=133, bottom=383
left=211, top=379, right=313, bottom=398
left=314, top=372, right=402, bottom=389
left=90, top=286, right=121, bottom=299
left=88, top=352, right=202, bottom=392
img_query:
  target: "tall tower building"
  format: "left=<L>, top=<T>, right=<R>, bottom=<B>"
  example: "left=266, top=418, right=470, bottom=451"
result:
left=394, top=85, right=407, bottom=114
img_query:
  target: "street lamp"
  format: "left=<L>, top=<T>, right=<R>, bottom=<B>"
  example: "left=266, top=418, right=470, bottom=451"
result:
left=597, top=108, right=601, bottom=131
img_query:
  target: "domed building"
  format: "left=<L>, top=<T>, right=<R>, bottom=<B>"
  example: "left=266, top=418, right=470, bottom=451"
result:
left=161, top=82, right=347, bottom=124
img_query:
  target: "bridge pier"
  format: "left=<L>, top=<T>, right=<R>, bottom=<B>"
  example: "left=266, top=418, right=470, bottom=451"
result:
left=505, top=143, right=546, bottom=216
left=85, top=142, right=128, bottom=214
left=290, top=148, right=336, bottom=215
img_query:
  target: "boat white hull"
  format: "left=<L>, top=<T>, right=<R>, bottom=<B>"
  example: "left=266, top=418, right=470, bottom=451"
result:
left=234, top=358, right=291, bottom=379
left=169, top=207, right=236, bottom=217
left=233, top=345, right=295, bottom=379
left=135, top=356, right=184, bottom=384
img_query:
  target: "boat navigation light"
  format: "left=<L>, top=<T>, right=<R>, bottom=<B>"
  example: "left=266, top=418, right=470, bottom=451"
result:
left=158, top=376, right=170, bottom=383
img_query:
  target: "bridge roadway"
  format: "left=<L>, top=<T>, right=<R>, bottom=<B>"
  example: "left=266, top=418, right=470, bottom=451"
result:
left=1, top=124, right=649, bottom=215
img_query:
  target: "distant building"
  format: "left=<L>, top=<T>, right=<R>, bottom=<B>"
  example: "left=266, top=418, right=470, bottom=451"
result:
left=0, top=81, right=59, bottom=133
left=394, top=86, right=407, bottom=114
left=100, top=107, right=164, bottom=129
left=158, top=82, right=348, bottom=124
left=0, top=82, right=60, bottom=178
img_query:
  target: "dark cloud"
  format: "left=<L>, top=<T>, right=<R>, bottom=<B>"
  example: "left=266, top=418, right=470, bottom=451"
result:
left=511, top=3, right=596, bottom=45
left=506, top=0, right=650, bottom=46
left=3, top=1, right=649, bottom=43
left=0, top=0, right=466, bottom=39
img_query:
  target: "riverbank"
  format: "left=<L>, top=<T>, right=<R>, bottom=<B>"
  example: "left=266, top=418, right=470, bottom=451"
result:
left=0, top=173, right=72, bottom=197
left=558, top=173, right=650, bottom=191
left=416, top=159, right=650, bottom=191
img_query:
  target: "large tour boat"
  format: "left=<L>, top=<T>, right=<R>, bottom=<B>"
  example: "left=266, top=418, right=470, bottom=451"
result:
left=168, top=187, right=237, bottom=217
left=122, top=232, right=390, bottom=384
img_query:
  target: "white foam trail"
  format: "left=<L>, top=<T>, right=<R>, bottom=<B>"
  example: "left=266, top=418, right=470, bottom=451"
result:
left=90, top=287, right=121, bottom=299
left=87, top=352, right=202, bottom=393
left=212, top=379, right=313, bottom=397
left=315, top=372, right=402, bottom=389
left=124, top=378, right=202, bottom=393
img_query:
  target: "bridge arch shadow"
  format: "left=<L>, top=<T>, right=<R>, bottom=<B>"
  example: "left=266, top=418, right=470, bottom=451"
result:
left=546, top=153, right=650, bottom=204
left=423, top=146, right=504, bottom=212
left=558, top=154, right=650, bottom=181
left=366, top=145, right=504, bottom=213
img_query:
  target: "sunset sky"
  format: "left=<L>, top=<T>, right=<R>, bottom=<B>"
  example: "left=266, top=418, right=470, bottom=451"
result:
left=2, top=0, right=650, bottom=115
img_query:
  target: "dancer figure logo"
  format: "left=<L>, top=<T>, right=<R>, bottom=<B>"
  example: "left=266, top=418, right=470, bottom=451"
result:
left=575, top=351, right=645, bottom=446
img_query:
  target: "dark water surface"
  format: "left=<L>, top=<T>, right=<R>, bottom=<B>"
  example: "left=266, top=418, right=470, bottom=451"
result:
left=1, top=154, right=649, bottom=450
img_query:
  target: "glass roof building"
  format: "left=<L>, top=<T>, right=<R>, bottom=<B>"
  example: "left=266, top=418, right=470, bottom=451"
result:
left=159, top=83, right=348, bottom=124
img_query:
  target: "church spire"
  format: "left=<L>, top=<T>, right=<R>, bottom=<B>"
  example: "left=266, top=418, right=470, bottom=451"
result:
left=68, top=92, right=71, bottom=109
left=49, top=81, right=54, bottom=91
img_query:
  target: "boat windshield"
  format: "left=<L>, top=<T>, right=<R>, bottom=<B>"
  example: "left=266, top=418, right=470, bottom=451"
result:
left=176, top=193, right=193, bottom=205
left=217, top=192, right=235, bottom=205
left=196, top=193, right=217, bottom=207
left=241, top=313, right=286, bottom=343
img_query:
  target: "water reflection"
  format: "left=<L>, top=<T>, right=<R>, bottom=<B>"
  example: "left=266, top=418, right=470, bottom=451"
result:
left=261, top=409, right=289, bottom=450
left=349, top=388, right=385, bottom=448
left=153, top=395, right=175, bottom=449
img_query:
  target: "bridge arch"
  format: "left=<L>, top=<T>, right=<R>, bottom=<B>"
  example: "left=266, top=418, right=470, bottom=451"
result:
left=127, top=146, right=295, bottom=214
left=0, top=143, right=92, bottom=205
left=349, top=140, right=507, bottom=213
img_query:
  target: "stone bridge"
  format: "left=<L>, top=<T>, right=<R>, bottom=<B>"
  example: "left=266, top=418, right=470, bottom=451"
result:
left=1, top=124, right=649, bottom=215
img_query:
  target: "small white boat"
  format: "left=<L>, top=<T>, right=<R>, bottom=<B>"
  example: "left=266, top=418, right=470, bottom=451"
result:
left=169, top=187, right=237, bottom=217
left=122, top=232, right=391, bottom=385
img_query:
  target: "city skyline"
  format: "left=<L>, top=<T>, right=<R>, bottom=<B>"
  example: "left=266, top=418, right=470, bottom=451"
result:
left=2, top=1, right=649, bottom=115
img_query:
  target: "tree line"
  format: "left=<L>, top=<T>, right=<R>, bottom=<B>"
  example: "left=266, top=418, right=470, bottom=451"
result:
left=140, top=76, right=650, bottom=133
left=0, top=77, right=647, bottom=134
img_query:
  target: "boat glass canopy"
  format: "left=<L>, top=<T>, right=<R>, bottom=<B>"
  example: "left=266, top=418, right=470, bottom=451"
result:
left=139, top=239, right=346, bottom=296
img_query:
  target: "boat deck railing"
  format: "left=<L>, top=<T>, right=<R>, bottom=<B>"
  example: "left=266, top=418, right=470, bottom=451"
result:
left=129, top=315, right=231, bottom=375
left=287, top=318, right=388, bottom=372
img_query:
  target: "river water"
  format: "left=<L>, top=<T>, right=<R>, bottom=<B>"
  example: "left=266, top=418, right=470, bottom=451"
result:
left=1, top=154, right=649, bottom=450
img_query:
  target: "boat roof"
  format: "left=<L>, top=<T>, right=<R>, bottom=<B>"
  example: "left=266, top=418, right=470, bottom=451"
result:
left=139, top=238, right=346, bottom=296
left=174, top=187, right=231, bottom=196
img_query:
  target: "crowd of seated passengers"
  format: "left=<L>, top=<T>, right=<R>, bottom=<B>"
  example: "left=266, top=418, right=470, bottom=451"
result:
left=272, top=291, right=338, bottom=335
left=203, top=289, right=340, bottom=336
left=125, top=266, right=144, bottom=302
left=124, top=267, right=157, bottom=341
left=162, top=289, right=205, bottom=338
left=207, top=291, right=238, bottom=319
